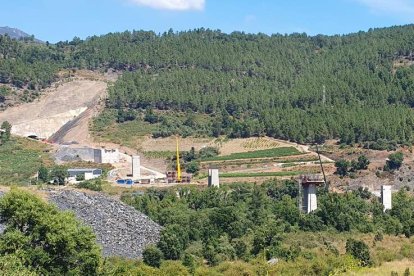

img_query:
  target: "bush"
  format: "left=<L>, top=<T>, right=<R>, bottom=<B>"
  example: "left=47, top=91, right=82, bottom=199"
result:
left=50, top=166, right=68, bottom=185
left=38, top=165, right=49, bottom=183
left=198, top=147, right=220, bottom=159
left=335, top=159, right=350, bottom=176
left=385, top=152, right=404, bottom=171
left=345, top=238, right=372, bottom=267
left=143, top=245, right=163, bottom=268
left=355, top=155, right=370, bottom=170
left=374, top=230, right=383, bottom=242
left=76, top=178, right=103, bottom=191
left=76, top=173, right=85, bottom=181
left=185, top=161, right=199, bottom=174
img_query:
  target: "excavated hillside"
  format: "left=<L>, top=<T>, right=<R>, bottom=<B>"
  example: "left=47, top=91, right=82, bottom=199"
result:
left=0, top=78, right=107, bottom=140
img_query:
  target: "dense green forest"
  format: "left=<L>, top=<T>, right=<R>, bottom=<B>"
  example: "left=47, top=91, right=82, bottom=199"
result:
left=120, top=181, right=414, bottom=274
left=3, top=25, right=414, bottom=143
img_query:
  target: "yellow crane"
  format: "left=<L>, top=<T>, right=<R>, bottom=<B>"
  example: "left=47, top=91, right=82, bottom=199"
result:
left=176, top=136, right=182, bottom=182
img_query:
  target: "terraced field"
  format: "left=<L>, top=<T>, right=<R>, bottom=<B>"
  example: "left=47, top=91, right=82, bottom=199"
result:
left=202, top=147, right=302, bottom=161
left=219, top=171, right=304, bottom=178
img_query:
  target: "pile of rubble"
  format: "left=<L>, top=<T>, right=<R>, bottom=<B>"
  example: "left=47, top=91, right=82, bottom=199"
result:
left=48, top=190, right=161, bottom=259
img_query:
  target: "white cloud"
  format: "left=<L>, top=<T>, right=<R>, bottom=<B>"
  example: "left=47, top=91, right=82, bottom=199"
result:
left=128, top=0, right=205, bottom=11
left=355, top=0, right=414, bottom=17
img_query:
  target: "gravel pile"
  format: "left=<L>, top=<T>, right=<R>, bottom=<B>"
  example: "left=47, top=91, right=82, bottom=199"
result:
left=48, top=190, right=162, bottom=258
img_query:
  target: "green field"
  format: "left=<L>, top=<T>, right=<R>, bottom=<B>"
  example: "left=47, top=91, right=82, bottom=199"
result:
left=202, top=147, right=302, bottom=161
left=0, top=137, right=53, bottom=185
left=219, top=171, right=303, bottom=178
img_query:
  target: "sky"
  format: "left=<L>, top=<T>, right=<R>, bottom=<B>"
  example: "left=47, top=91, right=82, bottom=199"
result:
left=1, top=0, right=414, bottom=42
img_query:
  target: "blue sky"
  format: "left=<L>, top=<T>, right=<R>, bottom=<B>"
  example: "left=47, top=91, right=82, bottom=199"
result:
left=1, top=0, right=414, bottom=42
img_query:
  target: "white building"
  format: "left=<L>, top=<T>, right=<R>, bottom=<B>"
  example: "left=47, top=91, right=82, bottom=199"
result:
left=67, top=168, right=102, bottom=181
left=94, top=148, right=119, bottom=164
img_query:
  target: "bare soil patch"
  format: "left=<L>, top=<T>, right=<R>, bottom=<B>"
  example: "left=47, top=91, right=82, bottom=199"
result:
left=0, top=79, right=107, bottom=139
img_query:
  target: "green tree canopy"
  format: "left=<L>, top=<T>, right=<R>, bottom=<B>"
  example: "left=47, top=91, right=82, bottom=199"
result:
left=0, top=189, right=102, bottom=275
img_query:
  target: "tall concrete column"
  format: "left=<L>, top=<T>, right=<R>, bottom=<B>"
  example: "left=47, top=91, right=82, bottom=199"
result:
left=381, top=185, right=392, bottom=211
left=302, top=184, right=317, bottom=213
left=132, top=155, right=141, bottom=180
left=208, top=169, right=220, bottom=187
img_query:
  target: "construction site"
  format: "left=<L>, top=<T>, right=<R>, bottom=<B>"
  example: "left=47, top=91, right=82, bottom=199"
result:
left=0, top=69, right=411, bottom=275
left=0, top=70, right=404, bottom=207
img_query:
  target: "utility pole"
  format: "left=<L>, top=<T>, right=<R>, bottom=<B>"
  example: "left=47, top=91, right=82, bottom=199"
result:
left=316, top=144, right=327, bottom=190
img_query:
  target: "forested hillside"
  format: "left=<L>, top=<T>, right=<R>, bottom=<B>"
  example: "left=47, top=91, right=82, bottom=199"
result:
left=3, top=25, right=414, bottom=143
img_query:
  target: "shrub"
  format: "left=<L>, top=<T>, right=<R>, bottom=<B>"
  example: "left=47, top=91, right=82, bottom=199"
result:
left=335, top=159, right=350, bottom=176
left=185, top=161, right=199, bottom=174
left=143, top=245, right=163, bottom=268
left=355, top=155, right=370, bottom=170
left=76, top=173, right=85, bottom=181
left=345, top=238, right=372, bottom=267
left=199, top=147, right=220, bottom=159
left=384, top=152, right=404, bottom=171
left=374, top=230, right=383, bottom=242
left=76, top=178, right=103, bottom=191
left=38, top=165, right=49, bottom=183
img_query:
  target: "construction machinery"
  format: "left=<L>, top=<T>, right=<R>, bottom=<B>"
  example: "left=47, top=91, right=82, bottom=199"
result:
left=165, top=137, right=191, bottom=184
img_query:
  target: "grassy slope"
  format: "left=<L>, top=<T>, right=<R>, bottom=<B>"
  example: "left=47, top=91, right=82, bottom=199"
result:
left=92, top=118, right=157, bottom=149
left=0, top=137, right=53, bottom=184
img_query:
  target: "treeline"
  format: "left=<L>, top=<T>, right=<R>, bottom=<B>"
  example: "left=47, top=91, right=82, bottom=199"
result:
left=100, top=25, right=414, bottom=144
left=122, top=181, right=414, bottom=273
left=4, top=25, right=414, bottom=142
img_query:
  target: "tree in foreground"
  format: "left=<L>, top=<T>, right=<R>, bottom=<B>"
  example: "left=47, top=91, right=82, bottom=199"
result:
left=0, top=189, right=102, bottom=275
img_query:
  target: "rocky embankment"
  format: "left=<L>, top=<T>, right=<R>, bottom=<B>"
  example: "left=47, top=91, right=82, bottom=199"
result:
left=48, top=190, right=161, bottom=258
